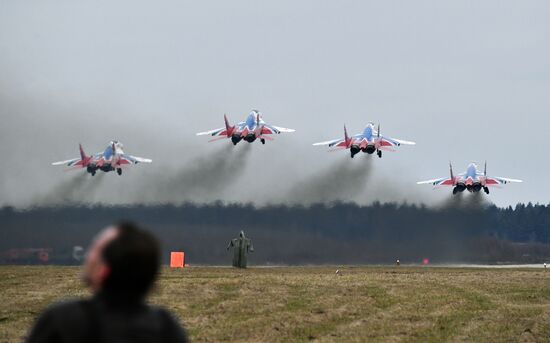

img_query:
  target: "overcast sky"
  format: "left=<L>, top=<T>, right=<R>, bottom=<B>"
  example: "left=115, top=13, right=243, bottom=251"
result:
left=1, top=1, right=548, bottom=208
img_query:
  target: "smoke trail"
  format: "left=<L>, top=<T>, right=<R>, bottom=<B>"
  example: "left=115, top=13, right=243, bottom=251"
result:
left=79, top=172, right=106, bottom=203
left=32, top=171, right=106, bottom=206
left=285, top=156, right=373, bottom=204
left=469, top=191, right=492, bottom=208
left=438, top=191, right=492, bottom=210
left=141, top=143, right=252, bottom=204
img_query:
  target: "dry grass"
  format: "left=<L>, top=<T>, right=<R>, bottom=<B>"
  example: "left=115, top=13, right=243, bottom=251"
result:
left=1, top=266, right=550, bottom=342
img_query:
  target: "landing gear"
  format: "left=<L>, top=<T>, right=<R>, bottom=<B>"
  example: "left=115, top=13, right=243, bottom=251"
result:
left=377, top=150, right=382, bottom=158
left=483, top=186, right=489, bottom=194
left=117, top=168, right=122, bottom=176
left=452, top=187, right=458, bottom=195
left=261, top=138, right=265, bottom=145
left=350, top=151, right=358, bottom=158
left=91, top=171, right=96, bottom=176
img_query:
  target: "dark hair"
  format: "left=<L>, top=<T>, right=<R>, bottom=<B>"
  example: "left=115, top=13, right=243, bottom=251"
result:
left=101, top=221, right=161, bottom=299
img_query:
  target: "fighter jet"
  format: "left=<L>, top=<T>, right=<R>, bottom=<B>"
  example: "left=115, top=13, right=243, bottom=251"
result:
left=417, top=162, right=522, bottom=194
left=52, top=141, right=152, bottom=176
left=313, top=122, right=415, bottom=158
left=196, top=110, right=295, bottom=145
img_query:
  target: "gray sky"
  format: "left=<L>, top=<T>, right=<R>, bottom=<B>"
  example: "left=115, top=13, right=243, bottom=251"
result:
left=1, top=0, right=548, bottom=208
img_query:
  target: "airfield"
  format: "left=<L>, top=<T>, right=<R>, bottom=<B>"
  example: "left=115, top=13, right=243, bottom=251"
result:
left=1, top=266, right=550, bottom=342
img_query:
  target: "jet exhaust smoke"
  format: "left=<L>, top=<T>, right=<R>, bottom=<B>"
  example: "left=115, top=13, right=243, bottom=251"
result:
left=32, top=172, right=106, bottom=207
left=438, top=191, right=492, bottom=210
left=285, top=156, right=373, bottom=204
left=137, top=144, right=252, bottom=204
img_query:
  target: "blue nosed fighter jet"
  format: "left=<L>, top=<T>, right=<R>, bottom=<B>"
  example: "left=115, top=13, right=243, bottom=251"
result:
left=52, top=141, right=152, bottom=176
left=313, top=122, right=415, bottom=158
left=417, top=162, right=522, bottom=194
left=196, top=110, right=295, bottom=145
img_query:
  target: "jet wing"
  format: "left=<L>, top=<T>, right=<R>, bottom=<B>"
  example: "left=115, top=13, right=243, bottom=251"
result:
left=392, top=138, right=416, bottom=145
left=485, top=176, right=522, bottom=186
left=417, top=177, right=454, bottom=186
left=260, top=124, right=295, bottom=135
left=312, top=138, right=346, bottom=148
left=52, top=158, right=80, bottom=166
left=196, top=127, right=227, bottom=137
left=270, top=125, right=296, bottom=133
left=380, top=136, right=416, bottom=147
left=121, top=154, right=152, bottom=164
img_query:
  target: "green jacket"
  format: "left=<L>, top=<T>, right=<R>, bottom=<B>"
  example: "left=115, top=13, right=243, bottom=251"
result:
left=227, top=231, right=254, bottom=268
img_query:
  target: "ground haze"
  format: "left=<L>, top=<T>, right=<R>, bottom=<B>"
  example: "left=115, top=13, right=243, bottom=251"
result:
left=1, top=266, right=549, bottom=342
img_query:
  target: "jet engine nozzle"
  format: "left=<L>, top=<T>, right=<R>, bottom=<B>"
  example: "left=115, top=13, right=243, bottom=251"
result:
left=362, top=144, right=376, bottom=154
left=244, top=134, right=256, bottom=143
left=453, top=184, right=466, bottom=194
left=231, top=134, right=242, bottom=145
left=350, top=145, right=360, bottom=158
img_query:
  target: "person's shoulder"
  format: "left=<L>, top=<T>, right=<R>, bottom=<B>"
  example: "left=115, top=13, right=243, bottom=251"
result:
left=46, top=298, right=89, bottom=311
left=27, top=298, right=90, bottom=342
left=146, top=304, right=179, bottom=323
left=146, top=305, right=189, bottom=342
left=39, top=298, right=89, bottom=321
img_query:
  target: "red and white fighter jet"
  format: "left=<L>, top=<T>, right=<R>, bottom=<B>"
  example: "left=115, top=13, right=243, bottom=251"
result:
left=52, top=141, right=152, bottom=176
left=417, top=162, right=522, bottom=194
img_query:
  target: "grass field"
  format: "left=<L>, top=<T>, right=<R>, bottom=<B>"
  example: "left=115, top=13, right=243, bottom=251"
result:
left=1, top=266, right=550, bottom=342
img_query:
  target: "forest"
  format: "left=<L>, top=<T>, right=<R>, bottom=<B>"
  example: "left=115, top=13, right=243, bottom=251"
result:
left=1, top=201, right=549, bottom=264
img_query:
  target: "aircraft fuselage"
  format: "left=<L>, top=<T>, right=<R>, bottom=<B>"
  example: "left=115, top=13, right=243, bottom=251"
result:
left=452, top=164, right=489, bottom=194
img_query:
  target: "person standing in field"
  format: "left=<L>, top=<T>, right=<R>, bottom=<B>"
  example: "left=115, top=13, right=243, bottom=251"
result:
left=227, top=230, right=254, bottom=268
left=26, top=222, right=188, bottom=343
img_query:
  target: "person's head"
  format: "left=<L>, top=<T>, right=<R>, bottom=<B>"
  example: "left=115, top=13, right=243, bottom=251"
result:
left=83, top=221, right=161, bottom=299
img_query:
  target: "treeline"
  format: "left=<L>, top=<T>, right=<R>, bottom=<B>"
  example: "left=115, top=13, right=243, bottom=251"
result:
left=1, top=202, right=549, bottom=264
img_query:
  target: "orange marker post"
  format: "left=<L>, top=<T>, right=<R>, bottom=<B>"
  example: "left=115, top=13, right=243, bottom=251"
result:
left=170, top=252, right=185, bottom=268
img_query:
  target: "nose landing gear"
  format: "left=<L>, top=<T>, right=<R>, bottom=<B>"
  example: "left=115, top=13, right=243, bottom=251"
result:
left=483, top=186, right=489, bottom=194
left=117, top=168, right=122, bottom=176
left=377, top=150, right=382, bottom=158
left=260, top=138, right=265, bottom=145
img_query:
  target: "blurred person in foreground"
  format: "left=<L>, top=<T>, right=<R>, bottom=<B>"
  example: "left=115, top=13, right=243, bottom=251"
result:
left=26, top=222, right=188, bottom=343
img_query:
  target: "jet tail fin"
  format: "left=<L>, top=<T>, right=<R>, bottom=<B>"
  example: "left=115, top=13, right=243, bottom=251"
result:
left=79, top=144, right=88, bottom=160
left=484, top=161, right=487, bottom=176
left=449, top=161, right=454, bottom=180
left=224, top=114, right=234, bottom=137
left=344, top=125, right=351, bottom=147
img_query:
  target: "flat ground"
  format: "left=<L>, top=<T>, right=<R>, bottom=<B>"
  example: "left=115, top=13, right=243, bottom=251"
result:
left=1, top=266, right=550, bottom=342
